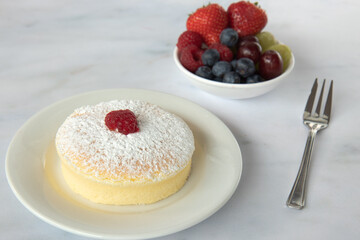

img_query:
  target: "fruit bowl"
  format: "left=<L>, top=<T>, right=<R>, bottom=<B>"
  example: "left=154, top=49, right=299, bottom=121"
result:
left=173, top=47, right=295, bottom=99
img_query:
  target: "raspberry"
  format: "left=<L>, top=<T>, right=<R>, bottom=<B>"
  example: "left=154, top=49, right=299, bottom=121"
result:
left=179, top=44, right=204, bottom=73
left=209, top=43, right=233, bottom=62
left=105, top=109, right=139, bottom=135
left=176, top=31, right=204, bottom=52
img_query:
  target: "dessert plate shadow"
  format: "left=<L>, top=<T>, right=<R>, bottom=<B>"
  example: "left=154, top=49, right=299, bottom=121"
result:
left=6, top=89, right=242, bottom=239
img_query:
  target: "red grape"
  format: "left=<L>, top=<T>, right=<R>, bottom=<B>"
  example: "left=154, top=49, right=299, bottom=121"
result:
left=237, top=42, right=262, bottom=64
left=259, top=50, right=283, bottom=80
left=238, top=35, right=259, bottom=46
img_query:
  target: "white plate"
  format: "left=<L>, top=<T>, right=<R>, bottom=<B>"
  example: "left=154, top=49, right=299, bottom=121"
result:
left=6, top=89, right=242, bottom=239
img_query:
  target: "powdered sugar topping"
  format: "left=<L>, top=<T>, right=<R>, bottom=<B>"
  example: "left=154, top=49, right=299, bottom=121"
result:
left=55, top=100, right=195, bottom=183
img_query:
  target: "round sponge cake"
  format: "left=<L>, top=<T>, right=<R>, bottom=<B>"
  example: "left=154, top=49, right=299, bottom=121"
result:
left=55, top=100, right=195, bottom=205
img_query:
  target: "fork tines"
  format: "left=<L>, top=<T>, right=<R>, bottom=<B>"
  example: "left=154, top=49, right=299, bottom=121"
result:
left=304, top=78, right=333, bottom=121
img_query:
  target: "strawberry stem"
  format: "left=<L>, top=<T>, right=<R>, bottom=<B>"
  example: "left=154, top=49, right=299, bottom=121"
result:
left=254, top=2, right=261, bottom=8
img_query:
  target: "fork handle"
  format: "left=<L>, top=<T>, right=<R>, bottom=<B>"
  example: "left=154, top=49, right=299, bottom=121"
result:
left=286, top=128, right=318, bottom=209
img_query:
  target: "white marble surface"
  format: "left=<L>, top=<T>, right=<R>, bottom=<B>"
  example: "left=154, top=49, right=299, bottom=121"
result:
left=1, top=0, right=360, bottom=239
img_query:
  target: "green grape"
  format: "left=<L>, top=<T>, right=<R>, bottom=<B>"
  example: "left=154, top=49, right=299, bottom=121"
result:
left=265, top=44, right=292, bottom=71
left=256, top=31, right=278, bottom=52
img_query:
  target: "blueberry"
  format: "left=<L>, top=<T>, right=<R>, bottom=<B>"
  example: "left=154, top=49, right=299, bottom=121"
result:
left=235, top=58, right=256, bottom=78
left=195, top=66, right=214, bottom=80
left=246, top=74, right=263, bottom=83
left=220, top=28, right=239, bottom=47
left=212, top=61, right=232, bottom=78
left=202, top=49, right=220, bottom=66
left=231, top=59, right=237, bottom=69
left=213, top=76, right=223, bottom=82
left=223, top=71, right=241, bottom=84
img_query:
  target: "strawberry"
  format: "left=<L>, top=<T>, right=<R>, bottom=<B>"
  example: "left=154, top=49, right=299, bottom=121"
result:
left=228, top=1, right=267, bottom=37
left=186, top=4, right=228, bottom=46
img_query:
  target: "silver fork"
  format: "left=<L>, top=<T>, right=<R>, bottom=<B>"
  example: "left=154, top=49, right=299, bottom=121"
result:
left=286, top=78, right=333, bottom=209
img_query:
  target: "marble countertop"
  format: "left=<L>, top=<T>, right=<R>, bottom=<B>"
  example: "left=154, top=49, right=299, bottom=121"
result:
left=1, top=0, right=360, bottom=239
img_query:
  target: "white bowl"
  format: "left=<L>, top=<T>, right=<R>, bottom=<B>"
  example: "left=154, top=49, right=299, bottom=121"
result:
left=173, top=47, right=295, bottom=99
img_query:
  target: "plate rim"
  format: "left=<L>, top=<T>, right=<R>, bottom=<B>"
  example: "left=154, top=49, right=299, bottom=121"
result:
left=5, top=88, right=242, bottom=239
